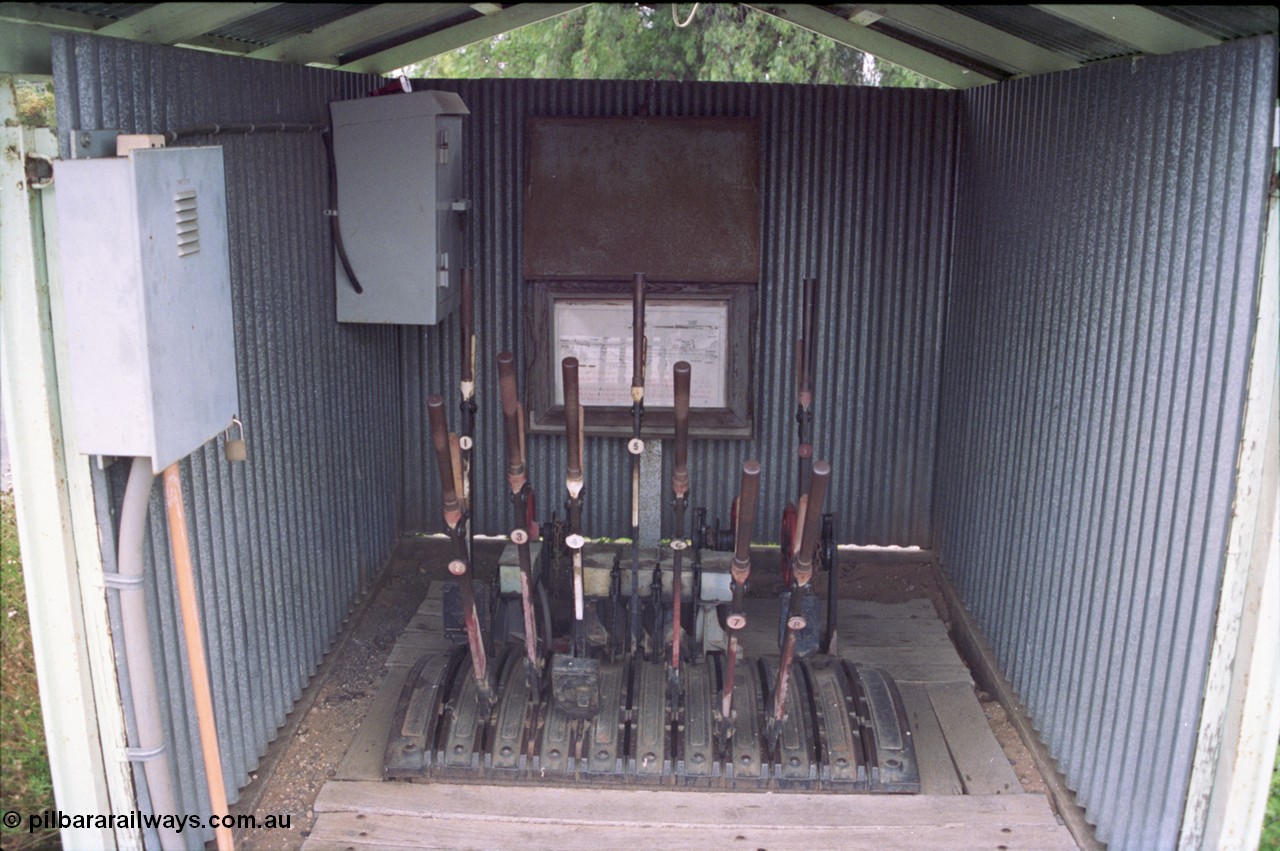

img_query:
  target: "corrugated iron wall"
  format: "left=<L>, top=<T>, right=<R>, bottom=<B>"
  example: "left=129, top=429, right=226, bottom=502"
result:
left=51, top=34, right=401, bottom=839
left=936, top=37, right=1276, bottom=849
left=399, top=79, right=957, bottom=546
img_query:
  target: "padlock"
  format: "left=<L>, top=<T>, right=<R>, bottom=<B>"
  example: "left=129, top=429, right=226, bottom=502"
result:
left=223, top=417, right=246, bottom=463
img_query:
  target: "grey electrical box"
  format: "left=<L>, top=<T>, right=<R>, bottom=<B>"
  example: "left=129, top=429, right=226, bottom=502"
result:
left=329, top=91, right=470, bottom=324
left=56, top=146, right=238, bottom=474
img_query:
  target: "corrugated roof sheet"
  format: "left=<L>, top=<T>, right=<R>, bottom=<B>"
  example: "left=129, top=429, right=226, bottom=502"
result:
left=945, top=5, right=1141, bottom=62
left=211, top=4, right=374, bottom=46
left=12, top=4, right=1278, bottom=83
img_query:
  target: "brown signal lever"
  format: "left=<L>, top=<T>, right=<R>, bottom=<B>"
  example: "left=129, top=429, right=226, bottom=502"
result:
left=719, top=459, right=761, bottom=741
left=456, top=268, right=478, bottom=576
left=672, top=361, right=691, bottom=497
left=791, top=460, right=830, bottom=588
left=562, top=357, right=583, bottom=489
left=632, top=273, right=646, bottom=394
left=427, top=393, right=493, bottom=704
left=498, top=352, right=525, bottom=492
left=799, top=276, right=817, bottom=401
left=627, top=274, right=647, bottom=655
left=561, top=357, right=587, bottom=655
left=428, top=395, right=462, bottom=529
left=497, top=352, right=540, bottom=682
left=460, top=268, right=475, bottom=388
left=771, top=460, right=830, bottom=737
left=670, top=361, right=692, bottom=680
left=730, top=460, right=761, bottom=603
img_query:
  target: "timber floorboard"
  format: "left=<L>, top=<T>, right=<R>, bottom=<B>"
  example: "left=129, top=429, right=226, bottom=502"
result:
left=308, top=581, right=1074, bottom=849
left=306, top=783, right=1074, bottom=850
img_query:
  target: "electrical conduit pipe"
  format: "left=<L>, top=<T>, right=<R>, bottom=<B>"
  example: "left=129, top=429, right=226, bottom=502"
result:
left=112, top=456, right=183, bottom=850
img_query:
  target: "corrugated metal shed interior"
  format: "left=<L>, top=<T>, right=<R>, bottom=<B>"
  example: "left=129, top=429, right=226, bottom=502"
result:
left=43, top=25, right=1277, bottom=851
left=936, top=36, right=1276, bottom=848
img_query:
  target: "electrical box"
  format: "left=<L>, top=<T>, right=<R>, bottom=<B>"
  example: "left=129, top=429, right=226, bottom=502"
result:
left=329, top=91, right=470, bottom=324
left=56, top=146, right=238, bottom=474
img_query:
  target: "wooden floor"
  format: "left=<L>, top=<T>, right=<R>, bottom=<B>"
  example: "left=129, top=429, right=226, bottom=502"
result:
left=305, top=585, right=1075, bottom=850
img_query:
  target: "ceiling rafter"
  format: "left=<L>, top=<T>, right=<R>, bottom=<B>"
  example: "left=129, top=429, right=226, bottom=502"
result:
left=1034, top=5, right=1220, bottom=55
left=742, top=4, right=997, bottom=88
left=96, top=2, right=280, bottom=45
left=245, top=3, right=472, bottom=66
left=0, top=3, right=113, bottom=32
left=855, top=4, right=1080, bottom=76
left=335, top=3, right=589, bottom=74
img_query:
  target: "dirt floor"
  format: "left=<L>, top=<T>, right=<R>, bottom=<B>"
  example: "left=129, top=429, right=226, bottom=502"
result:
left=232, top=536, right=1052, bottom=849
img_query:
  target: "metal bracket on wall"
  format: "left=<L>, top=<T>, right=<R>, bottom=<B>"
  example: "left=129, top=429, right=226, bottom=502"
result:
left=71, top=129, right=167, bottom=159
left=70, top=129, right=121, bottom=158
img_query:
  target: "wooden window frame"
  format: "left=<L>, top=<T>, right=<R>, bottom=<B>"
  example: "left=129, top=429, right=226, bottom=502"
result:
left=525, top=280, right=755, bottom=439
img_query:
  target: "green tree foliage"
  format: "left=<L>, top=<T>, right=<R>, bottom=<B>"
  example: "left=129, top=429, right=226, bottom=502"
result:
left=14, top=80, right=55, bottom=127
left=1262, top=743, right=1280, bottom=849
left=403, top=4, right=942, bottom=88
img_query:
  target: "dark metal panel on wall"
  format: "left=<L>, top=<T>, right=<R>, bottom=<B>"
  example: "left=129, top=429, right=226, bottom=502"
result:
left=522, top=116, right=761, bottom=283
left=399, top=78, right=957, bottom=548
left=51, top=34, right=401, bottom=841
left=935, top=37, right=1276, bottom=850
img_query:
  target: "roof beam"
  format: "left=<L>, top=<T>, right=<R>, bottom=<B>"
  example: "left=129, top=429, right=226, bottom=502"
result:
left=0, top=12, right=252, bottom=74
left=96, top=2, right=281, bottom=45
left=178, top=33, right=267, bottom=57
left=0, top=21, right=59, bottom=74
left=0, top=2, right=274, bottom=60
left=856, top=4, right=1080, bottom=76
left=336, top=3, right=589, bottom=74
left=742, top=4, right=998, bottom=89
left=1033, top=5, right=1219, bottom=55
left=0, top=3, right=109, bottom=33
left=246, top=3, right=470, bottom=65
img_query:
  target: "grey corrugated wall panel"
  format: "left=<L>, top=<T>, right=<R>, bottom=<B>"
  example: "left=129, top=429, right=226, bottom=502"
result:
left=52, top=34, right=401, bottom=842
left=935, top=37, right=1276, bottom=849
left=399, top=79, right=957, bottom=547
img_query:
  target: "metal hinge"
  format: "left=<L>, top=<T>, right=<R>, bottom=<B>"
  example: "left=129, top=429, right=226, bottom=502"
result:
left=24, top=152, right=52, bottom=188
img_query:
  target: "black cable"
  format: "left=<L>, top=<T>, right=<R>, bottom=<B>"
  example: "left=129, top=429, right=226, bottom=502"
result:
left=321, top=128, right=364, bottom=294
left=158, top=121, right=363, bottom=295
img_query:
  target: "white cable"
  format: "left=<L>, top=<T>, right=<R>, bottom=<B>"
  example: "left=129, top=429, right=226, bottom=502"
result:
left=672, top=2, right=700, bottom=28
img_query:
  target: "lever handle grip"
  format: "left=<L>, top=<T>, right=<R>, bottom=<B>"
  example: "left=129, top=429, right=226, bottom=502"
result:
left=460, top=268, right=475, bottom=385
left=562, top=357, right=583, bottom=482
left=800, top=276, right=817, bottom=395
left=672, top=361, right=691, bottom=495
left=632, top=273, right=646, bottom=389
left=427, top=395, right=461, bottom=521
left=797, top=460, right=830, bottom=563
left=733, top=460, right=761, bottom=565
left=497, top=352, right=525, bottom=481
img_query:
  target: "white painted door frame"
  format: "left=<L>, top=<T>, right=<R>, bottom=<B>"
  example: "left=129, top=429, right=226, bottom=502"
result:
left=0, top=75, right=139, bottom=850
left=1181, top=151, right=1280, bottom=850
